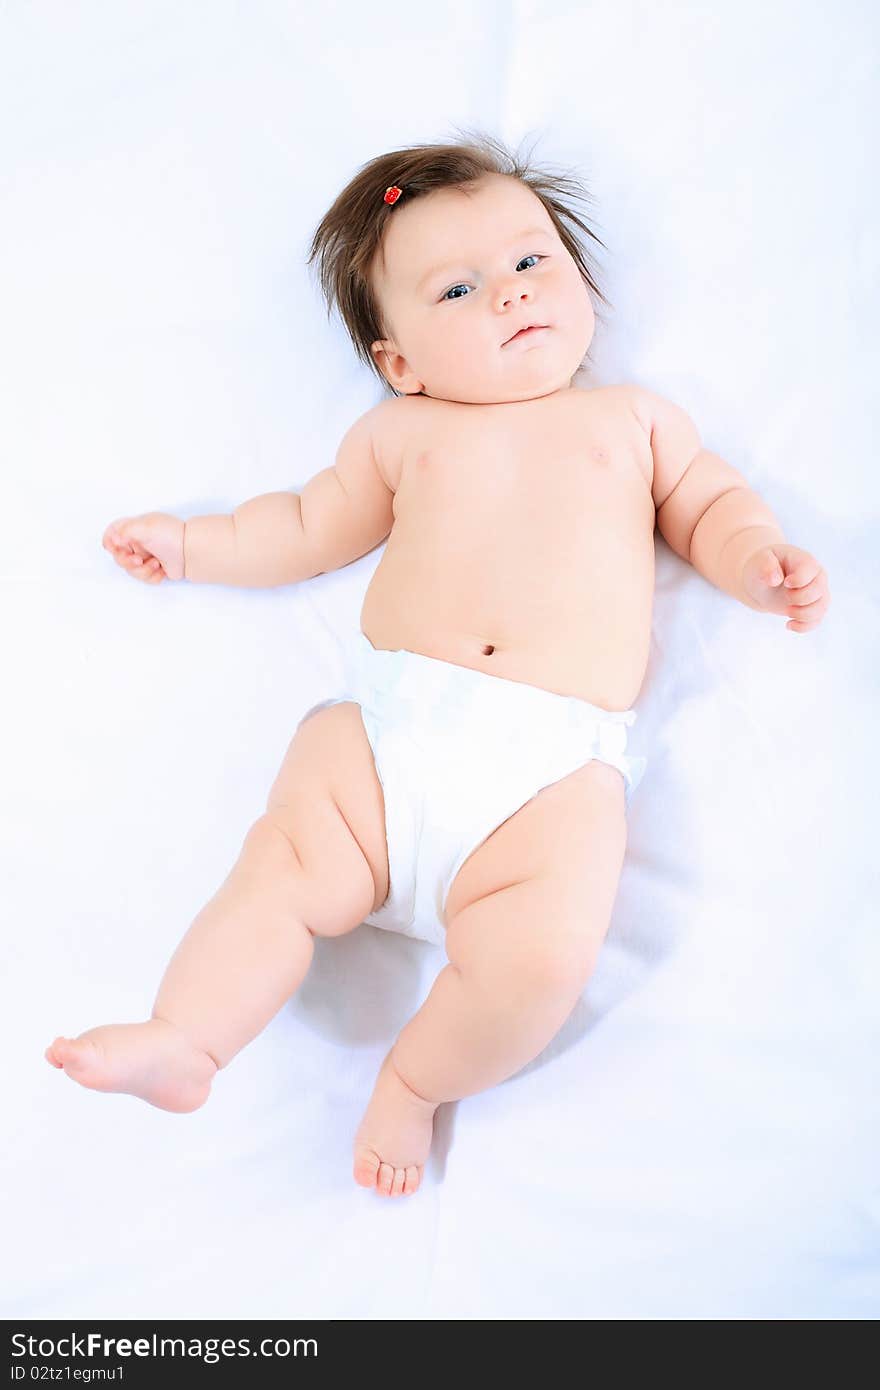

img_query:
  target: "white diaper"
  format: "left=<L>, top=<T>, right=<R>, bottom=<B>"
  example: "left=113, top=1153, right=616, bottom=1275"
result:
left=297, top=631, right=647, bottom=949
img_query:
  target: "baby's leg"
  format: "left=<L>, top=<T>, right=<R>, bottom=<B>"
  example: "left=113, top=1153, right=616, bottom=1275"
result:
left=354, top=761, right=625, bottom=1191
left=46, top=703, right=389, bottom=1112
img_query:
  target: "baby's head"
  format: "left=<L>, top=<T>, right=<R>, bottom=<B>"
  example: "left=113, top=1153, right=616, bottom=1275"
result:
left=308, top=130, right=610, bottom=406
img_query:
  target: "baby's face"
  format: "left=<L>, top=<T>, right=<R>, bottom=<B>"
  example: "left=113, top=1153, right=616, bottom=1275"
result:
left=370, top=173, right=594, bottom=405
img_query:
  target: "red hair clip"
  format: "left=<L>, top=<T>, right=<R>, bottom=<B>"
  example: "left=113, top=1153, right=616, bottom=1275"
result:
left=383, top=185, right=403, bottom=205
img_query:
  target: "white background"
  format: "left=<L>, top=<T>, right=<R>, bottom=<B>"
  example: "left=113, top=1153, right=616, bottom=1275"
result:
left=2, top=0, right=877, bottom=1318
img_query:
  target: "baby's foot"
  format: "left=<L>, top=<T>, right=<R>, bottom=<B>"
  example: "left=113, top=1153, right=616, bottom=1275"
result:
left=44, top=1018, right=218, bottom=1113
left=352, top=1051, right=438, bottom=1197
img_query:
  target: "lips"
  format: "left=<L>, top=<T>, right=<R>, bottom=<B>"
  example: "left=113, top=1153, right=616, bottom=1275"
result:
left=503, top=324, right=549, bottom=346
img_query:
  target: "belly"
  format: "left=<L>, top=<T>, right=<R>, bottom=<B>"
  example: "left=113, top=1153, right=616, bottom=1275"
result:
left=360, top=522, right=655, bottom=711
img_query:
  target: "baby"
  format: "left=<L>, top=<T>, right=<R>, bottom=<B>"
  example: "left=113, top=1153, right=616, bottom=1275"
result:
left=46, top=136, right=830, bottom=1198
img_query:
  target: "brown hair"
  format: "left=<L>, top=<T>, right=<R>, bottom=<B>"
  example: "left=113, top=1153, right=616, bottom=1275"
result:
left=306, top=126, right=612, bottom=396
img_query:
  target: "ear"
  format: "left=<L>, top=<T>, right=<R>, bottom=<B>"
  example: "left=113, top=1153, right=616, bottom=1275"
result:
left=371, top=339, right=424, bottom=395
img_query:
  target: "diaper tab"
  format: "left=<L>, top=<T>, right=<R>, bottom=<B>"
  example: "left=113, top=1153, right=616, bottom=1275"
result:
left=593, top=717, right=631, bottom=763
left=553, top=697, right=646, bottom=805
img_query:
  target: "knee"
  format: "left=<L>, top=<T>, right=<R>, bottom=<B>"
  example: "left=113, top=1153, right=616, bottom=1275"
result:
left=447, top=880, right=604, bottom=1018
left=524, top=947, right=596, bottom=1012
left=242, top=814, right=304, bottom=873
left=465, top=936, right=597, bottom=1022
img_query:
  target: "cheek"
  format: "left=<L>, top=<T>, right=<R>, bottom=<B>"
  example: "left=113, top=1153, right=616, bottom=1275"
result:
left=562, top=274, right=594, bottom=332
left=439, top=313, right=478, bottom=351
left=559, top=260, right=589, bottom=298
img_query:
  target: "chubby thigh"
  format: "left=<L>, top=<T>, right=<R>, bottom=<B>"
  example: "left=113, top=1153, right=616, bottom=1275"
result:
left=442, top=758, right=628, bottom=1002
left=266, top=701, right=391, bottom=932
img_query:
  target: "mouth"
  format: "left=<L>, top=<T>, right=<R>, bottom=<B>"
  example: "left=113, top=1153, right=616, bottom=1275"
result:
left=503, top=324, right=550, bottom=347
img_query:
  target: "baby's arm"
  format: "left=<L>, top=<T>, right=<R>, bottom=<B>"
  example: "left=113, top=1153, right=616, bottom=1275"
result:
left=631, top=387, right=786, bottom=612
left=183, top=403, right=396, bottom=587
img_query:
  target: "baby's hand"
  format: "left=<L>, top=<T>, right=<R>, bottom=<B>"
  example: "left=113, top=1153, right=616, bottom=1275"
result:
left=741, top=544, right=830, bottom=632
left=102, top=513, right=186, bottom=584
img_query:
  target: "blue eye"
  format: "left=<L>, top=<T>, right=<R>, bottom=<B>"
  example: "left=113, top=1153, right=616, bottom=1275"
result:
left=441, top=254, right=543, bottom=301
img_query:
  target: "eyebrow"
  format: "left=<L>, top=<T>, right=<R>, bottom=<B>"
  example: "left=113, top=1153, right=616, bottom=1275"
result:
left=415, top=227, right=553, bottom=292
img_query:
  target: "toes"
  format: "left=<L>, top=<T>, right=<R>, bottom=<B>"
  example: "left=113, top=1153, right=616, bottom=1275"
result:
left=353, top=1148, right=423, bottom=1196
left=56, top=1037, right=100, bottom=1081
left=381, top=1165, right=417, bottom=1197
left=352, top=1147, right=381, bottom=1189
left=48, top=1037, right=76, bottom=1069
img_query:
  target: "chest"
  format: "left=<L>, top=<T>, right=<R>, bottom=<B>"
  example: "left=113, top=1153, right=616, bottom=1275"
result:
left=395, top=413, right=648, bottom=537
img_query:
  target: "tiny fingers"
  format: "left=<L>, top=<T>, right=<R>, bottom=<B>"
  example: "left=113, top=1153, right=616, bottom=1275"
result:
left=783, top=586, right=829, bottom=631
left=784, top=564, right=823, bottom=603
left=112, top=548, right=162, bottom=580
left=785, top=576, right=826, bottom=607
left=106, top=532, right=150, bottom=565
left=785, top=594, right=827, bottom=619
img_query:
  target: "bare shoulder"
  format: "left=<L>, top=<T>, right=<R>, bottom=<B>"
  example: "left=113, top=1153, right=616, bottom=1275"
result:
left=610, top=382, right=696, bottom=442
left=576, top=382, right=652, bottom=433
left=366, top=394, right=419, bottom=492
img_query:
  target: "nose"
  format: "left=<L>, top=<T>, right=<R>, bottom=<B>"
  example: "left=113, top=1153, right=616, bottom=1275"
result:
left=496, top=276, right=531, bottom=312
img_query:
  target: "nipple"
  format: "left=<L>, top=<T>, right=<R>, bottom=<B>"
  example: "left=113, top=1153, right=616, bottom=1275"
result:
left=482, top=645, right=495, bottom=656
